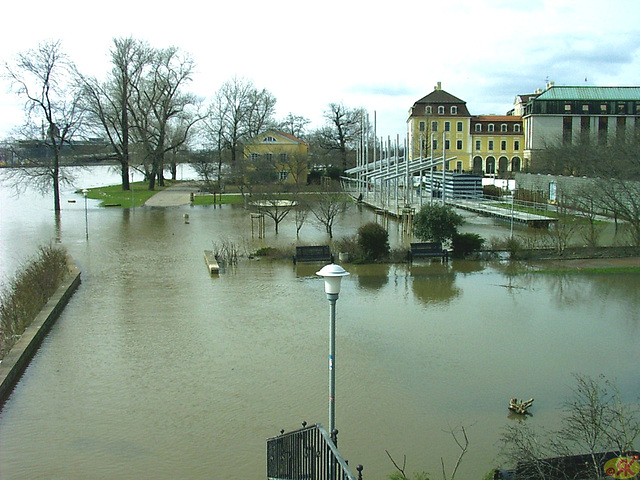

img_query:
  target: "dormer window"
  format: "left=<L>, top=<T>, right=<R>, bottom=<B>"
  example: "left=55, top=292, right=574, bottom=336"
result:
left=501, top=124, right=508, bottom=132
left=475, top=124, right=482, bottom=132
left=426, top=106, right=432, bottom=114
left=263, top=136, right=277, bottom=143
left=451, top=106, right=458, bottom=114
left=514, top=124, right=521, bottom=133
left=438, top=106, right=445, bottom=114
left=488, top=124, right=495, bottom=132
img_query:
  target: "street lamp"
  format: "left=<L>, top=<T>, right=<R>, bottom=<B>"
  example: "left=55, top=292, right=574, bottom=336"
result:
left=316, top=263, right=350, bottom=444
left=82, top=189, right=89, bottom=240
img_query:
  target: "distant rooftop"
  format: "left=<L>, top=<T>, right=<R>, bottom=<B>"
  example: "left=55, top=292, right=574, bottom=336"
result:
left=536, top=86, right=640, bottom=101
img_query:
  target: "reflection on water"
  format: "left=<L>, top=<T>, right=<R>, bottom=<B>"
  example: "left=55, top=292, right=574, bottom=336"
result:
left=0, top=167, right=639, bottom=480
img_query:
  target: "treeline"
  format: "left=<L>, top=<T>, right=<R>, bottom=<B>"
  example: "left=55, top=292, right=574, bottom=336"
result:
left=3, top=38, right=368, bottom=212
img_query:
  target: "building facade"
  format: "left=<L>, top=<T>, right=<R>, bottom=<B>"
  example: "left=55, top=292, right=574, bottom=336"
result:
left=520, top=83, right=640, bottom=165
left=407, top=82, right=524, bottom=177
left=243, top=130, right=309, bottom=184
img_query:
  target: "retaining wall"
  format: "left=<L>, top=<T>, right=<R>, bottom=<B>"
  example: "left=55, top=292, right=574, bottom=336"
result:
left=0, top=257, right=81, bottom=407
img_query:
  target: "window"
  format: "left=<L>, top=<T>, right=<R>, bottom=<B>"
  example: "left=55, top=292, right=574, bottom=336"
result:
left=264, top=153, right=274, bottom=162
left=419, top=121, right=425, bottom=132
left=426, top=106, right=432, bottom=114
left=582, top=104, right=590, bottom=113
left=432, top=139, right=438, bottom=150
left=456, top=161, right=462, bottom=172
left=563, top=116, right=573, bottom=145
left=249, top=153, right=260, bottom=161
left=438, top=106, right=445, bottom=114
left=279, top=153, right=289, bottom=162
left=444, top=140, right=450, bottom=150
left=488, top=124, right=495, bottom=132
left=501, top=141, right=507, bottom=150
left=451, top=106, right=458, bottom=114
left=475, top=140, right=481, bottom=150
left=600, top=104, right=608, bottom=113
left=564, top=103, right=572, bottom=112
left=488, top=140, right=494, bottom=151
left=431, top=121, right=438, bottom=132
left=278, top=171, right=289, bottom=181
left=514, top=124, right=521, bottom=132
left=475, top=124, right=482, bottom=132
left=263, top=136, right=277, bottom=143
left=456, top=140, right=463, bottom=150
left=457, top=121, right=463, bottom=132
left=514, top=140, right=520, bottom=150
left=501, top=124, right=508, bottom=132
left=444, top=121, right=450, bottom=132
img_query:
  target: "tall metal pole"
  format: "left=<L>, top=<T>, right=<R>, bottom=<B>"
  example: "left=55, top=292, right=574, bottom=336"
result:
left=328, top=293, right=338, bottom=440
left=82, top=189, right=89, bottom=240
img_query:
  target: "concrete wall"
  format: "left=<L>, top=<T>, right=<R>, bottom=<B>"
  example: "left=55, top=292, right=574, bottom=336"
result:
left=0, top=257, right=81, bottom=406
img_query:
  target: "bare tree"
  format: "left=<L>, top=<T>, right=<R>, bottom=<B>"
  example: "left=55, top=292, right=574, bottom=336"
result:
left=79, top=37, right=152, bottom=191
left=252, top=188, right=295, bottom=233
left=278, top=112, right=310, bottom=138
left=203, top=77, right=276, bottom=181
left=317, top=102, right=364, bottom=171
left=129, top=46, right=202, bottom=190
left=500, top=374, right=640, bottom=479
left=4, top=40, right=84, bottom=212
left=309, top=192, right=347, bottom=238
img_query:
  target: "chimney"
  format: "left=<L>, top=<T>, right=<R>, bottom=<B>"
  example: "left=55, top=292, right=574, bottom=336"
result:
left=435, top=81, right=442, bottom=90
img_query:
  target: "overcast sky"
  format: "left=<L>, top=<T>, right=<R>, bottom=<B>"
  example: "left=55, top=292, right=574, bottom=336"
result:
left=1, top=0, right=639, bottom=140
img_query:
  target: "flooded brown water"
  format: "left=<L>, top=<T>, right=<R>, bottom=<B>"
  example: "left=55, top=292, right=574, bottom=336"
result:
left=1, top=167, right=639, bottom=480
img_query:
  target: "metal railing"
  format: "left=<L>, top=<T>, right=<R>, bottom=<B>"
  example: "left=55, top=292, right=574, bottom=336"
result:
left=267, top=423, right=363, bottom=480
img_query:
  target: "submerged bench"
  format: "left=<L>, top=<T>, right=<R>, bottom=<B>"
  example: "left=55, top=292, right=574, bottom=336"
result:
left=293, top=245, right=334, bottom=264
left=203, top=250, right=220, bottom=274
left=408, top=242, right=448, bottom=263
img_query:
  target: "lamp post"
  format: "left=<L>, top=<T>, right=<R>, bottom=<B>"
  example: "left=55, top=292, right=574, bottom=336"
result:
left=316, top=263, right=350, bottom=444
left=82, top=189, right=89, bottom=240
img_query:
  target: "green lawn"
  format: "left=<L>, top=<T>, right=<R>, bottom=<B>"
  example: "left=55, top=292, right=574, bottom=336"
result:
left=78, top=182, right=164, bottom=208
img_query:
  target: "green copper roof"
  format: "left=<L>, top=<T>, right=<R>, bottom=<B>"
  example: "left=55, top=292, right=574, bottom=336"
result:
left=536, top=86, right=640, bottom=101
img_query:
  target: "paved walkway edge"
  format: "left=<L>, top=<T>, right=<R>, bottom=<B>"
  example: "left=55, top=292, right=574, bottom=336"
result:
left=0, top=257, right=81, bottom=408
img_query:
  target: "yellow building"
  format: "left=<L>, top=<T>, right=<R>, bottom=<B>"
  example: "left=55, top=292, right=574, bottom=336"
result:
left=470, top=115, right=524, bottom=176
left=407, top=83, right=524, bottom=177
left=243, top=130, right=309, bottom=185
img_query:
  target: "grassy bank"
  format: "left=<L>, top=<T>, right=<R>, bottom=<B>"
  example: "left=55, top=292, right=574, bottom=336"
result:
left=0, top=245, right=69, bottom=360
left=78, top=181, right=170, bottom=207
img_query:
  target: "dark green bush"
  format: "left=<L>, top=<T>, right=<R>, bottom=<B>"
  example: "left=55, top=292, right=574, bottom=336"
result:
left=452, top=233, right=485, bottom=258
left=483, top=185, right=504, bottom=199
left=357, top=222, right=390, bottom=261
left=413, top=204, right=464, bottom=243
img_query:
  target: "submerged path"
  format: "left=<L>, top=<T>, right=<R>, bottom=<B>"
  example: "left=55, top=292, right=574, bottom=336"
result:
left=143, top=183, right=200, bottom=207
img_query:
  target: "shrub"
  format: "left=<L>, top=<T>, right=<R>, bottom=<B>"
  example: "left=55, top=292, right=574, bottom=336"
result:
left=483, top=185, right=504, bottom=199
left=452, top=233, right=485, bottom=258
left=357, top=222, right=390, bottom=261
left=413, top=204, right=464, bottom=243
left=0, top=245, right=68, bottom=359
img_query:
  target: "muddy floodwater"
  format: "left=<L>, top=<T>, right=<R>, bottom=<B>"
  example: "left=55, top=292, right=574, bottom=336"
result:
left=1, top=166, right=639, bottom=480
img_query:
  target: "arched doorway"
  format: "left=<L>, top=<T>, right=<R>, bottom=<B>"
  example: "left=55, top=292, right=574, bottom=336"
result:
left=511, top=157, right=521, bottom=172
left=473, top=156, right=483, bottom=175
left=485, top=156, right=495, bottom=175
left=498, top=156, right=508, bottom=176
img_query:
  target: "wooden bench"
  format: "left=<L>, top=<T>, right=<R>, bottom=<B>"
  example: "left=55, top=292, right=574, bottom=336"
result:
left=408, top=242, right=448, bottom=263
left=293, top=245, right=334, bottom=264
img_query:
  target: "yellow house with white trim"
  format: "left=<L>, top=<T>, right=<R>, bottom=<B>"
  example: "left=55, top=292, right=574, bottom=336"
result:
left=243, top=130, right=309, bottom=185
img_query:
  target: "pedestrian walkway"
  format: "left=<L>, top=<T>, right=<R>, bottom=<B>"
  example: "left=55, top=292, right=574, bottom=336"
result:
left=143, top=183, right=200, bottom=207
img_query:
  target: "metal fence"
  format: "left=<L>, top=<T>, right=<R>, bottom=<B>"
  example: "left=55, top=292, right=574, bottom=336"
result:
left=267, top=423, right=362, bottom=480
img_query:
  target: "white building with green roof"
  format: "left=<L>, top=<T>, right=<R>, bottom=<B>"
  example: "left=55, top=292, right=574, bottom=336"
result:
left=521, top=82, right=640, bottom=166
